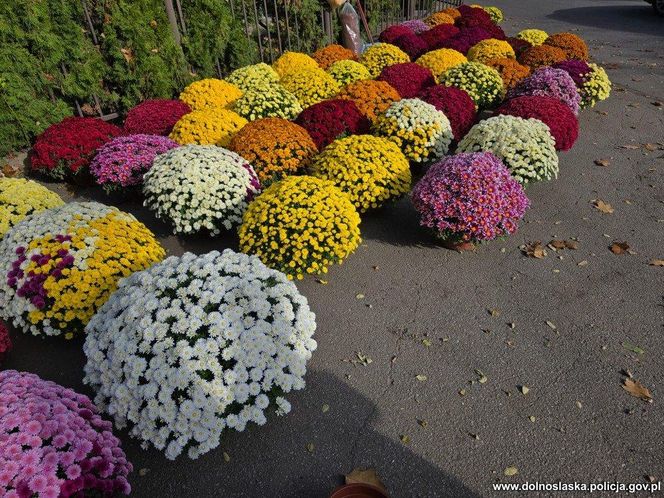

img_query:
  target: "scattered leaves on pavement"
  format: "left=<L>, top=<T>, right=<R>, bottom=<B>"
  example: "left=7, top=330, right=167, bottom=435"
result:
left=622, top=378, right=653, bottom=403
left=475, top=369, right=488, bottom=384
left=609, top=242, right=631, bottom=255
left=345, top=468, right=388, bottom=492
left=504, top=467, right=519, bottom=477
left=354, top=351, right=372, bottom=366
left=592, top=199, right=614, bottom=214
left=548, top=239, right=578, bottom=251
left=622, top=342, right=645, bottom=355
left=594, top=158, right=610, bottom=167
left=521, top=241, right=546, bottom=258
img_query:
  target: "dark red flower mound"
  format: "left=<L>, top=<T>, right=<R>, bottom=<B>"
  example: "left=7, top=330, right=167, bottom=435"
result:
left=295, top=99, right=370, bottom=150
left=124, top=99, right=191, bottom=136
left=419, top=24, right=460, bottom=51
left=31, top=117, right=123, bottom=180
left=0, top=321, right=11, bottom=364
left=378, top=63, right=436, bottom=98
left=552, top=59, right=592, bottom=86
left=393, top=32, right=428, bottom=59
left=440, top=26, right=494, bottom=55
left=379, top=25, right=413, bottom=45
left=495, top=95, right=579, bottom=151
left=418, top=85, right=477, bottom=141
left=455, top=6, right=493, bottom=29
left=507, top=37, right=532, bottom=57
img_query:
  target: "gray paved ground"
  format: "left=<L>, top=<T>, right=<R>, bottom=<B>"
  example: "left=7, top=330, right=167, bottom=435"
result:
left=3, top=0, right=664, bottom=496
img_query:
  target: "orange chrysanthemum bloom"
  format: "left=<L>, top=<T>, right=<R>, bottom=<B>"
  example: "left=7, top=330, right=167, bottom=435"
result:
left=544, top=33, right=589, bottom=60
left=229, top=118, right=318, bottom=184
left=337, top=80, right=401, bottom=121
left=312, top=44, right=357, bottom=69
left=424, top=11, right=455, bottom=26
left=440, top=7, right=461, bottom=19
left=519, top=45, right=567, bottom=70
left=485, top=57, right=531, bottom=89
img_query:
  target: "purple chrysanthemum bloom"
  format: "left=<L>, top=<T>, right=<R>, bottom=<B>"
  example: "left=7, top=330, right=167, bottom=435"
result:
left=507, top=67, right=581, bottom=115
left=90, top=134, right=179, bottom=192
left=411, top=152, right=530, bottom=242
left=551, top=59, right=592, bottom=87
left=400, top=19, right=429, bottom=34
left=0, top=370, right=132, bottom=497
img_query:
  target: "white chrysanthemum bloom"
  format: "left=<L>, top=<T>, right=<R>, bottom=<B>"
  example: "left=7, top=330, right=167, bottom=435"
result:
left=83, top=249, right=317, bottom=460
left=0, top=202, right=131, bottom=337
left=143, top=145, right=261, bottom=235
left=457, top=115, right=559, bottom=183
left=373, top=98, right=453, bottom=163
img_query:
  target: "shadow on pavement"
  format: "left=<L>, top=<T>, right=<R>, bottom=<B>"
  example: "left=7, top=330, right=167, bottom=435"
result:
left=547, top=4, right=664, bottom=36
left=2, top=333, right=480, bottom=498
left=360, top=198, right=439, bottom=249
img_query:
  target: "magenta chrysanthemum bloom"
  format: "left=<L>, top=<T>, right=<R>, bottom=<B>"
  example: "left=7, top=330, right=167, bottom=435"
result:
left=90, top=134, right=179, bottom=192
left=295, top=99, right=370, bottom=149
left=418, top=85, right=477, bottom=141
left=508, top=67, right=581, bottom=115
left=393, top=32, right=428, bottom=59
left=419, top=23, right=461, bottom=51
left=0, top=370, right=132, bottom=497
left=123, top=99, right=191, bottom=136
left=378, top=24, right=413, bottom=44
left=400, top=19, right=430, bottom=35
left=0, top=321, right=10, bottom=363
left=411, top=152, right=530, bottom=242
left=551, top=59, right=592, bottom=86
left=439, top=26, right=495, bottom=54
left=495, top=95, right=579, bottom=151
left=378, top=63, right=436, bottom=98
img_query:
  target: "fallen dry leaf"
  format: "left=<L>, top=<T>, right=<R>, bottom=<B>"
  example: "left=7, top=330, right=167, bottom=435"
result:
left=620, top=144, right=641, bottom=150
left=652, top=101, right=663, bottom=107
left=549, top=239, right=578, bottom=251
left=120, top=47, right=134, bottom=63
left=415, top=374, right=427, bottom=382
left=305, top=442, right=315, bottom=453
left=417, top=419, right=428, bottom=428
left=594, top=158, right=610, bottom=167
left=577, top=260, right=589, bottom=267
left=643, top=143, right=659, bottom=151
left=622, top=378, right=653, bottom=403
left=488, top=308, right=501, bottom=317
left=223, top=451, right=231, bottom=462
left=649, top=259, right=664, bottom=267
left=399, top=434, right=411, bottom=444
left=592, top=199, right=614, bottom=214
left=522, top=241, right=546, bottom=259
left=519, top=385, right=530, bottom=395
left=610, top=242, right=630, bottom=255
left=504, top=466, right=519, bottom=477
left=345, top=467, right=388, bottom=493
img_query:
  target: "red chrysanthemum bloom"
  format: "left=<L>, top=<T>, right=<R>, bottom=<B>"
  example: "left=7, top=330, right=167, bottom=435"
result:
left=506, top=37, right=533, bottom=57
left=419, top=23, right=461, bottom=51
left=378, top=63, right=436, bottom=98
left=123, top=99, right=191, bottom=136
left=0, top=321, right=11, bottom=364
left=294, top=99, right=370, bottom=149
left=379, top=24, right=414, bottom=45
left=393, top=32, right=429, bottom=59
left=418, top=85, right=477, bottom=141
left=30, top=117, right=123, bottom=180
left=495, top=95, right=579, bottom=151
left=454, top=6, right=494, bottom=29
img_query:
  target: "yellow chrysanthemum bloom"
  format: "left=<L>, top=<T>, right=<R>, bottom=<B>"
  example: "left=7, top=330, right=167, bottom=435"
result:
left=360, top=43, right=410, bottom=78
left=238, top=175, right=361, bottom=280
left=226, top=63, right=280, bottom=92
left=517, top=29, right=549, bottom=46
left=179, top=78, right=243, bottom=110
left=233, top=84, right=302, bottom=121
left=415, top=48, right=467, bottom=83
left=0, top=179, right=63, bottom=237
left=468, top=39, right=515, bottom=64
left=424, top=11, right=455, bottom=27
left=441, top=61, right=504, bottom=109
left=281, top=68, right=341, bottom=107
left=327, top=59, right=372, bottom=87
left=272, top=51, right=319, bottom=78
left=580, top=63, right=611, bottom=109
left=169, top=109, right=247, bottom=147
left=310, top=135, right=411, bottom=212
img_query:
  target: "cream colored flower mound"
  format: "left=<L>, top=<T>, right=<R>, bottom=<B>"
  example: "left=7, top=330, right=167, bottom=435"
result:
left=83, top=249, right=317, bottom=460
left=143, top=145, right=261, bottom=235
